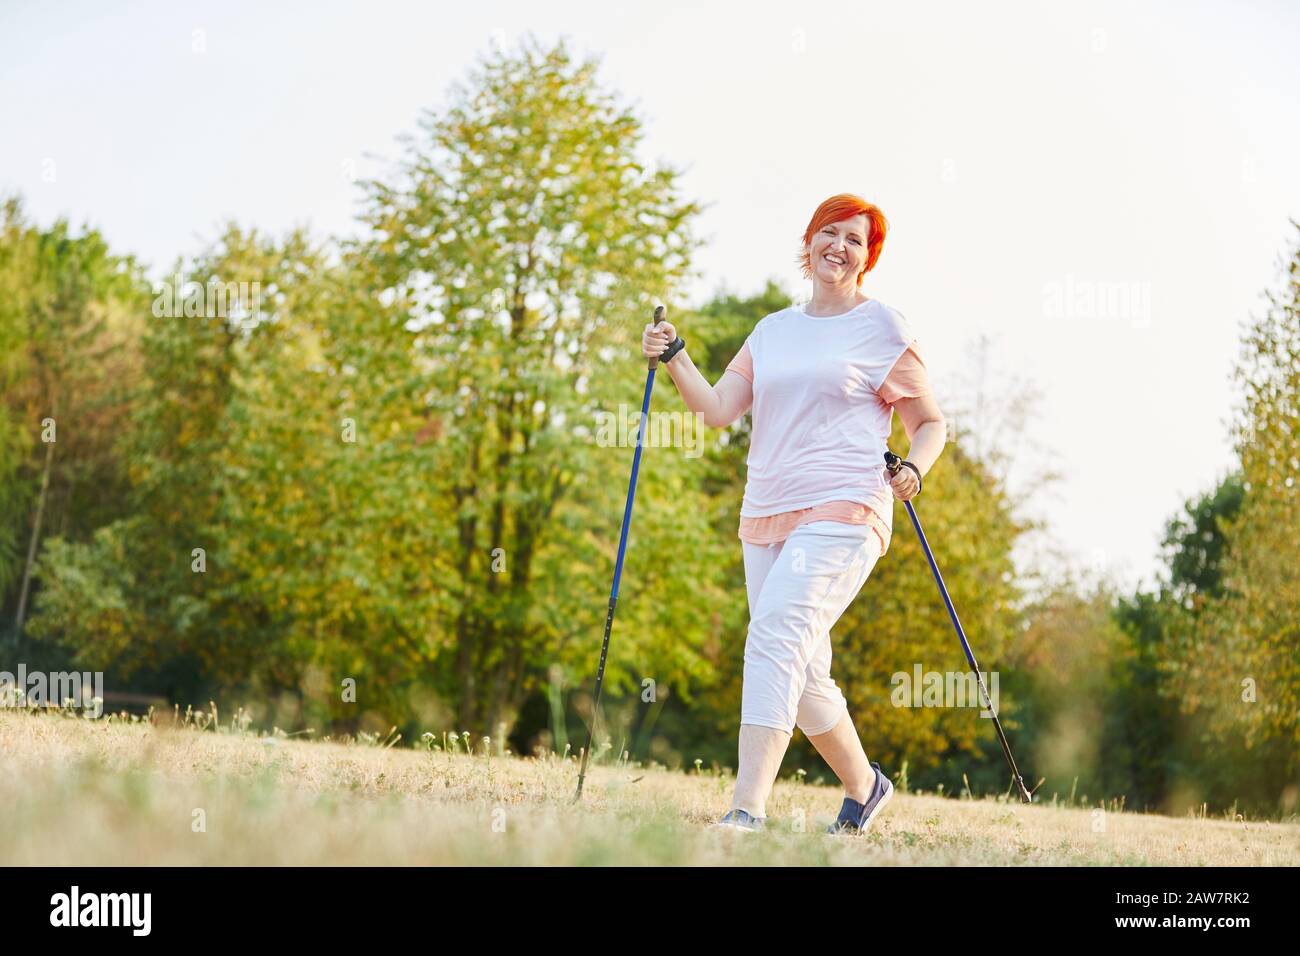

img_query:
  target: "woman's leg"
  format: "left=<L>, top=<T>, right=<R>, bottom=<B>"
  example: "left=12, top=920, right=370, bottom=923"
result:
left=796, top=536, right=883, bottom=803
left=733, top=521, right=878, bottom=817
left=732, top=540, right=789, bottom=817
left=731, top=724, right=792, bottom=818
left=806, top=712, right=876, bottom=803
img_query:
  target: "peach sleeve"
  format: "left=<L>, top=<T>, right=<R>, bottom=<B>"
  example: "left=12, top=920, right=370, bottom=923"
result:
left=878, top=343, right=932, bottom=405
left=725, top=340, right=754, bottom=384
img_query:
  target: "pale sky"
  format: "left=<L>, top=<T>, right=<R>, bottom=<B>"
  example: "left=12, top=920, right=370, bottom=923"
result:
left=3, top=0, right=1298, bottom=592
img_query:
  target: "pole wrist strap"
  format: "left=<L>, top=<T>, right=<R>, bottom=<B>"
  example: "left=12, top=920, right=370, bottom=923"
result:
left=659, top=336, right=686, bottom=364
left=900, top=459, right=923, bottom=494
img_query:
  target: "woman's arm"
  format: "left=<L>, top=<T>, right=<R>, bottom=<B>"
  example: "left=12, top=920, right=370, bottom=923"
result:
left=666, top=353, right=753, bottom=429
left=894, top=392, right=946, bottom=475
left=642, top=322, right=753, bottom=429
left=887, top=392, right=947, bottom=499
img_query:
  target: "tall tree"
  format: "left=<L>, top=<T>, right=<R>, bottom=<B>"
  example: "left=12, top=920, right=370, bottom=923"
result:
left=356, top=33, right=717, bottom=737
left=28, top=226, right=272, bottom=686
left=1180, top=223, right=1300, bottom=790
left=0, top=198, right=144, bottom=647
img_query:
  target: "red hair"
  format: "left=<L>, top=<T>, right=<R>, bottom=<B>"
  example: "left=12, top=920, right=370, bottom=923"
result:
left=796, top=194, right=889, bottom=286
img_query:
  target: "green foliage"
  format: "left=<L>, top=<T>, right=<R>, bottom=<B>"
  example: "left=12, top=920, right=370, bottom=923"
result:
left=1172, top=222, right=1300, bottom=811
left=0, top=197, right=145, bottom=636
left=1188, top=223, right=1300, bottom=748
left=26, top=523, right=142, bottom=668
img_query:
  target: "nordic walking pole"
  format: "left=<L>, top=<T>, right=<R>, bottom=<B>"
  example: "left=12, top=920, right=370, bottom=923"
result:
left=884, top=450, right=1035, bottom=804
left=573, top=305, right=669, bottom=802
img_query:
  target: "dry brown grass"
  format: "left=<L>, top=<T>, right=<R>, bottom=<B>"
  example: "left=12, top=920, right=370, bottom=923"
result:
left=3, top=710, right=1296, bottom=866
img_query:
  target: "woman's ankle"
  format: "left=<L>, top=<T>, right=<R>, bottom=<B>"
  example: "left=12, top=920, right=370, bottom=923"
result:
left=844, top=764, right=877, bottom=804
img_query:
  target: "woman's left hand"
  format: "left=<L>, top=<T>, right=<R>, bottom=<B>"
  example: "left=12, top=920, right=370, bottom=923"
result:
left=885, top=464, right=920, bottom=501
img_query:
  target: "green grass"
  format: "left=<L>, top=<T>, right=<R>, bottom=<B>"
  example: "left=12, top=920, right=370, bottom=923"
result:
left=3, top=709, right=1296, bottom=866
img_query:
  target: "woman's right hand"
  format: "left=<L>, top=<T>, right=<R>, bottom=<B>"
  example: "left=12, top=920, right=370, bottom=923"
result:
left=642, top=320, right=678, bottom=360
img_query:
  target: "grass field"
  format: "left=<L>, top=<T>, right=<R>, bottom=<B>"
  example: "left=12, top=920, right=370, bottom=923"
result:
left=4, top=709, right=1296, bottom=866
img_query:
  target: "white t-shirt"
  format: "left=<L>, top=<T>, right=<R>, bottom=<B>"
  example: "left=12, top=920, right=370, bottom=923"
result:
left=728, top=299, right=917, bottom=526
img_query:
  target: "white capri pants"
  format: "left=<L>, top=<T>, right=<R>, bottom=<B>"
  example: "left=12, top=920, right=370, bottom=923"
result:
left=741, top=520, right=883, bottom=736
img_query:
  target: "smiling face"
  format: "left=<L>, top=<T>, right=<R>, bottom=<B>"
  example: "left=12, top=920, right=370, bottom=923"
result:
left=807, top=213, right=871, bottom=286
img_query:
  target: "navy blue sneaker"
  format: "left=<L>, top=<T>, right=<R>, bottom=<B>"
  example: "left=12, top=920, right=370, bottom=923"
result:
left=826, top=762, right=894, bottom=834
left=709, top=808, right=766, bottom=832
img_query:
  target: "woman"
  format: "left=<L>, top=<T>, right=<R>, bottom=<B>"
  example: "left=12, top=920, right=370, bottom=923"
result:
left=641, top=193, right=947, bottom=834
